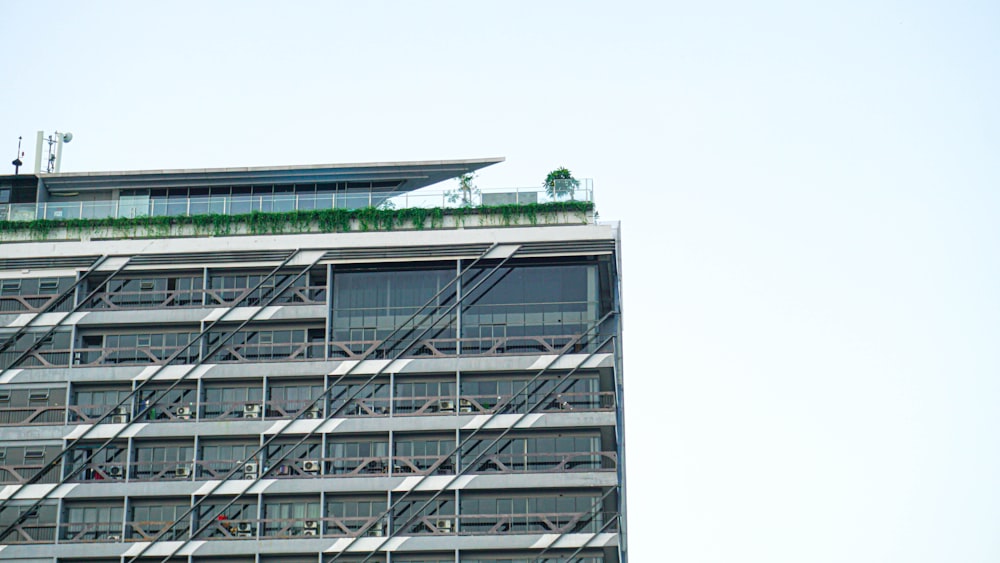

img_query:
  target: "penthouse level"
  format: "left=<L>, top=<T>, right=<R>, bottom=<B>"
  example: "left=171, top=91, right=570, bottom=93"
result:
left=0, top=157, right=592, bottom=226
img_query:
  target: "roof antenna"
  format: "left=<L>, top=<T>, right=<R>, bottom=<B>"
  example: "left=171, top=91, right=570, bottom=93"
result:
left=11, top=136, right=23, bottom=175
left=34, top=130, right=73, bottom=174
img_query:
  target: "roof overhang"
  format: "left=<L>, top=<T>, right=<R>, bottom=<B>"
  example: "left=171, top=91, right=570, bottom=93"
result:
left=37, top=157, right=504, bottom=193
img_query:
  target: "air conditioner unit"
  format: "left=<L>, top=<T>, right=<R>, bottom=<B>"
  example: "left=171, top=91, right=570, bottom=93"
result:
left=243, top=462, right=259, bottom=479
left=107, top=466, right=123, bottom=478
left=302, top=405, right=322, bottom=419
left=175, top=465, right=192, bottom=478
left=243, top=403, right=262, bottom=418
left=458, top=398, right=474, bottom=413
left=366, top=521, right=384, bottom=537
left=235, top=522, right=253, bottom=536
left=302, top=460, right=321, bottom=474
left=302, top=527, right=318, bottom=536
left=175, top=406, right=193, bottom=419
left=105, top=534, right=121, bottom=542
left=435, top=518, right=454, bottom=533
left=437, top=399, right=456, bottom=413
left=111, top=405, right=129, bottom=423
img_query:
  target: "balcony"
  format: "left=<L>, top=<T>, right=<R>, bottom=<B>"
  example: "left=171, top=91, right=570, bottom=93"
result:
left=81, top=284, right=326, bottom=311
left=0, top=293, right=69, bottom=314
left=454, top=511, right=615, bottom=536
left=0, top=521, right=58, bottom=544
left=0, top=181, right=594, bottom=223
left=0, top=386, right=614, bottom=429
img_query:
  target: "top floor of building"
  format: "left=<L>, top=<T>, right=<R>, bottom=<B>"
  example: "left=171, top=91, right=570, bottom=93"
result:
left=0, top=158, right=596, bottom=242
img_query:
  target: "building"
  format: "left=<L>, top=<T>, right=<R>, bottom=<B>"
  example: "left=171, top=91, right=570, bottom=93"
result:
left=0, top=158, right=626, bottom=563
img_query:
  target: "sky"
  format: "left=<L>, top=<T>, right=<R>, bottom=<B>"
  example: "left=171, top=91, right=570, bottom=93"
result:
left=3, top=1, right=1000, bottom=561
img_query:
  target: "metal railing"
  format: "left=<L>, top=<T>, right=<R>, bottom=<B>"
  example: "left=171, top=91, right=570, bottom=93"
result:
left=462, top=451, right=618, bottom=474
left=0, top=389, right=613, bottom=428
left=82, top=285, right=326, bottom=311
left=0, top=462, right=53, bottom=484
left=396, top=510, right=612, bottom=536
left=207, top=341, right=324, bottom=363
left=0, top=180, right=594, bottom=223
left=0, top=521, right=57, bottom=544
left=0, top=509, right=615, bottom=544
left=0, top=404, right=65, bottom=425
left=3, top=331, right=611, bottom=370
left=0, top=293, right=71, bottom=314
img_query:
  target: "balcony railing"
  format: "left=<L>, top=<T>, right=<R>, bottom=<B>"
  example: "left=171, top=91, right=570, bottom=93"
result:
left=208, top=341, right=324, bottom=363
left=126, top=520, right=189, bottom=541
left=66, top=461, right=128, bottom=482
left=130, top=460, right=196, bottom=481
left=391, top=455, right=456, bottom=475
left=8, top=334, right=608, bottom=369
left=453, top=511, right=614, bottom=536
left=0, top=181, right=594, bottom=223
left=59, top=520, right=122, bottom=542
left=329, top=332, right=610, bottom=360
left=81, top=285, right=326, bottom=311
left=200, top=400, right=265, bottom=421
left=0, top=462, right=52, bottom=484
left=0, top=450, right=617, bottom=487
left=195, top=517, right=259, bottom=540
left=0, top=404, right=65, bottom=425
left=397, top=510, right=613, bottom=536
left=0, top=522, right=57, bottom=544
left=0, top=511, right=618, bottom=544
left=0, top=293, right=69, bottom=314
left=0, top=389, right=613, bottom=429
left=462, top=451, right=617, bottom=474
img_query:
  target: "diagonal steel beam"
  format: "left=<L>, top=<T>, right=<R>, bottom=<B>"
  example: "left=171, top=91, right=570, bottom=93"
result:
left=328, top=313, right=616, bottom=563
left=133, top=245, right=514, bottom=563
left=0, top=250, right=308, bottom=536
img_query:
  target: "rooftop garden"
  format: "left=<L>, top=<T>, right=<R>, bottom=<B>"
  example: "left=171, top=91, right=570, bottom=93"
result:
left=0, top=167, right=597, bottom=242
left=0, top=200, right=595, bottom=242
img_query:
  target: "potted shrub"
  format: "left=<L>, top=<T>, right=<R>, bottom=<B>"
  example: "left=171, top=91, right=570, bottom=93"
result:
left=544, top=167, right=580, bottom=200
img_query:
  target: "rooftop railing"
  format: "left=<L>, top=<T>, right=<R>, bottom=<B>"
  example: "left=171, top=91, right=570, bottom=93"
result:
left=0, top=180, right=593, bottom=222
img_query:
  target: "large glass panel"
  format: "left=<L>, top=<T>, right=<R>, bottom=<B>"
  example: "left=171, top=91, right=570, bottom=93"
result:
left=332, top=268, right=456, bottom=356
left=129, top=501, right=189, bottom=540
left=462, top=262, right=601, bottom=354
left=327, top=438, right=389, bottom=475
left=263, top=497, right=321, bottom=536
left=118, top=191, right=150, bottom=218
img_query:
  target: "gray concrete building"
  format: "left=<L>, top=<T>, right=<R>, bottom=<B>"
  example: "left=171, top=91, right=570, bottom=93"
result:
left=0, top=158, right=626, bottom=563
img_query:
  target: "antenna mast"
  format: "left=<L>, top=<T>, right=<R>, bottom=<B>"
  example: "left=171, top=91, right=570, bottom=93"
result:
left=11, top=136, right=23, bottom=175
left=33, top=130, right=73, bottom=173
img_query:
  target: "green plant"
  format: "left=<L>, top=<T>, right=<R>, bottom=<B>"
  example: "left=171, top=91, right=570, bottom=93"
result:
left=543, top=167, right=580, bottom=200
left=0, top=200, right=594, bottom=242
left=445, top=173, right=480, bottom=207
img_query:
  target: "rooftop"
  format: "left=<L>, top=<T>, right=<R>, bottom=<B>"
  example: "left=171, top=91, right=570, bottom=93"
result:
left=0, top=157, right=596, bottom=241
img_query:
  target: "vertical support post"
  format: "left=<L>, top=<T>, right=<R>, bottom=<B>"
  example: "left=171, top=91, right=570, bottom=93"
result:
left=125, top=435, right=133, bottom=483
left=455, top=259, right=462, bottom=357
left=388, top=372, right=394, bottom=419
left=33, top=131, right=44, bottom=174
left=325, top=264, right=333, bottom=361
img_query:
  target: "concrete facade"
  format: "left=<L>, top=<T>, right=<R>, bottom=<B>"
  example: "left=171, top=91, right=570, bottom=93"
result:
left=0, top=160, right=625, bottom=563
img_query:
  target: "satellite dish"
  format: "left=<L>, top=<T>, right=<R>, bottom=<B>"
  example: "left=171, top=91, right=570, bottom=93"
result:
left=61, top=132, right=73, bottom=143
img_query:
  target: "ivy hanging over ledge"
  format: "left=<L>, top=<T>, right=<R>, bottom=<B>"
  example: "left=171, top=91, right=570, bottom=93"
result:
left=0, top=201, right=594, bottom=242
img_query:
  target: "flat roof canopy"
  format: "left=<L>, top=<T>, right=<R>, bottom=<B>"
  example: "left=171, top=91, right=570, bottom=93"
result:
left=34, top=157, right=504, bottom=193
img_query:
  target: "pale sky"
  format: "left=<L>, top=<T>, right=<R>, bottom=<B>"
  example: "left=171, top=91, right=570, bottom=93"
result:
left=3, top=2, right=999, bottom=562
